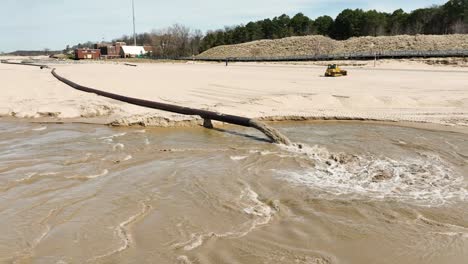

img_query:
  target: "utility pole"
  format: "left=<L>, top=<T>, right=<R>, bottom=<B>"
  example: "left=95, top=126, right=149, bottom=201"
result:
left=370, top=43, right=376, bottom=67
left=132, top=0, right=136, bottom=46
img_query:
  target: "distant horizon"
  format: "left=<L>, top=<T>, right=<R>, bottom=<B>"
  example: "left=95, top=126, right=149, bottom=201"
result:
left=1, top=0, right=448, bottom=53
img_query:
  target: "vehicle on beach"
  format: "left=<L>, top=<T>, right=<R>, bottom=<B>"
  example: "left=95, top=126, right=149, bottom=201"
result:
left=325, top=64, right=348, bottom=77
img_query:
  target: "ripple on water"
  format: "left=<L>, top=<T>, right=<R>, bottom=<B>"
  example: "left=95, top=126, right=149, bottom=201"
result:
left=173, top=185, right=277, bottom=251
left=66, top=169, right=109, bottom=180
left=31, top=126, right=47, bottom=131
left=230, top=155, right=248, bottom=161
left=89, top=200, right=152, bottom=262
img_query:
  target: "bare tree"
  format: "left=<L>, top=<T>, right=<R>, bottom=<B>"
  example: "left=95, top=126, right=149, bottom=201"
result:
left=190, top=29, right=203, bottom=55
left=114, top=24, right=202, bottom=58
left=146, top=24, right=200, bottom=57
left=451, top=20, right=467, bottom=34
left=169, top=24, right=191, bottom=56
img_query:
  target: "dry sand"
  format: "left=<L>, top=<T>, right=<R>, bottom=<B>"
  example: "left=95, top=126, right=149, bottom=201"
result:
left=1, top=58, right=467, bottom=127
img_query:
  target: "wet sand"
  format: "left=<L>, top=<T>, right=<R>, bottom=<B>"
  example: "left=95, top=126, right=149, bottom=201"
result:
left=1, top=59, right=467, bottom=127
left=0, top=121, right=467, bottom=263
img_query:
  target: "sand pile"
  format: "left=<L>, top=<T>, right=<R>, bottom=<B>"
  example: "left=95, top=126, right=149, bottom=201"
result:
left=198, top=34, right=468, bottom=58
left=199, top=35, right=339, bottom=58
left=339, top=34, right=468, bottom=53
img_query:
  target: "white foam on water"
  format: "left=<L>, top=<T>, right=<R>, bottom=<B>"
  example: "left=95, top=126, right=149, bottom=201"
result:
left=415, top=214, right=468, bottom=238
left=113, top=143, right=125, bottom=151
left=181, top=234, right=205, bottom=251
left=32, top=126, right=47, bottom=131
left=99, top=132, right=127, bottom=140
left=16, top=172, right=37, bottom=182
left=230, top=155, right=248, bottom=161
left=432, top=232, right=468, bottom=238
left=240, top=186, right=276, bottom=226
left=249, top=150, right=278, bottom=156
left=99, top=133, right=127, bottom=143
left=122, top=155, right=133, bottom=161
left=86, top=169, right=109, bottom=179
left=39, top=172, right=58, bottom=176
left=416, top=214, right=468, bottom=231
left=34, top=225, right=51, bottom=246
left=67, top=169, right=109, bottom=180
left=134, top=129, right=146, bottom=133
left=276, top=144, right=467, bottom=206
left=89, top=201, right=151, bottom=262
left=176, top=255, right=194, bottom=264
left=173, top=186, right=277, bottom=251
left=64, top=153, right=92, bottom=165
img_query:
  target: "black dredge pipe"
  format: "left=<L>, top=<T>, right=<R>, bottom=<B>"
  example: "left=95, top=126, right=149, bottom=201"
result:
left=2, top=60, right=292, bottom=145
left=1, top=60, right=49, bottom=69
left=51, top=69, right=251, bottom=127
left=51, top=68, right=292, bottom=145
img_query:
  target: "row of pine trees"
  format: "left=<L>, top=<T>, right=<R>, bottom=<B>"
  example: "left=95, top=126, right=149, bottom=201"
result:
left=74, top=0, right=467, bottom=57
left=200, top=0, right=467, bottom=52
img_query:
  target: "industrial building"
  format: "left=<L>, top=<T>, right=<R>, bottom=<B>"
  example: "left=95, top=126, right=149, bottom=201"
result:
left=143, top=46, right=154, bottom=56
left=74, top=49, right=101, bottom=60
left=74, top=42, right=150, bottom=60
left=95, top=42, right=127, bottom=59
left=121, top=46, right=146, bottom=58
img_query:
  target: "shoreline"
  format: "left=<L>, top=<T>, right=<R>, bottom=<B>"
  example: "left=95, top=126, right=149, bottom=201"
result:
left=1, top=58, right=467, bottom=133
left=3, top=115, right=468, bottom=136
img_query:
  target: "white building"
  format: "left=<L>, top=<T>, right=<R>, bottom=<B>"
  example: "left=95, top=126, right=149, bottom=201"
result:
left=120, top=46, right=146, bottom=58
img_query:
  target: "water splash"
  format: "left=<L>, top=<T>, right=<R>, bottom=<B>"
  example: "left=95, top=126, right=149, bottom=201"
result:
left=276, top=144, right=467, bottom=206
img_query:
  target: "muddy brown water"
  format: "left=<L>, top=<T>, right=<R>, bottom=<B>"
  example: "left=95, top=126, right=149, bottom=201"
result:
left=0, top=121, right=467, bottom=264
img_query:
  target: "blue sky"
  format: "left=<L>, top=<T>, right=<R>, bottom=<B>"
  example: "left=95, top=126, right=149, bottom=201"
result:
left=1, top=0, right=447, bottom=52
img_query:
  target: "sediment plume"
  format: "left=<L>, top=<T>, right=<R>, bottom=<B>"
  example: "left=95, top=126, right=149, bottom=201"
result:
left=249, top=119, right=292, bottom=146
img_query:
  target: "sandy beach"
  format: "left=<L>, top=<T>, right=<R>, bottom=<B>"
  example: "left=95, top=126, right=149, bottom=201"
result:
left=1, top=58, right=467, bottom=128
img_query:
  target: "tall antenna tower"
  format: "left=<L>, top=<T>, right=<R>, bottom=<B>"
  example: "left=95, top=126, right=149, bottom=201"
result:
left=132, top=0, right=136, bottom=46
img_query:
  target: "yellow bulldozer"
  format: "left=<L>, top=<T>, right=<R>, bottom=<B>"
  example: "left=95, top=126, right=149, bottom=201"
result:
left=325, top=64, right=347, bottom=77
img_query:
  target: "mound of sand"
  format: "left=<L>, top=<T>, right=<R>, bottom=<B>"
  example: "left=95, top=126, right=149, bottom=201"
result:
left=198, top=34, right=468, bottom=58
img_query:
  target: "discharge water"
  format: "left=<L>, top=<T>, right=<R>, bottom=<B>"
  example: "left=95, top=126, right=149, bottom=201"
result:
left=0, top=121, right=467, bottom=264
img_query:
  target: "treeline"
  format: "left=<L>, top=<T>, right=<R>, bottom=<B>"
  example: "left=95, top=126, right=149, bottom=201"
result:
left=115, top=24, right=203, bottom=57
left=200, top=0, right=467, bottom=52
left=71, top=0, right=466, bottom=57
left=7, top=49, right=60, bottom=56
left=70, top=24, right=203, bottom=58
